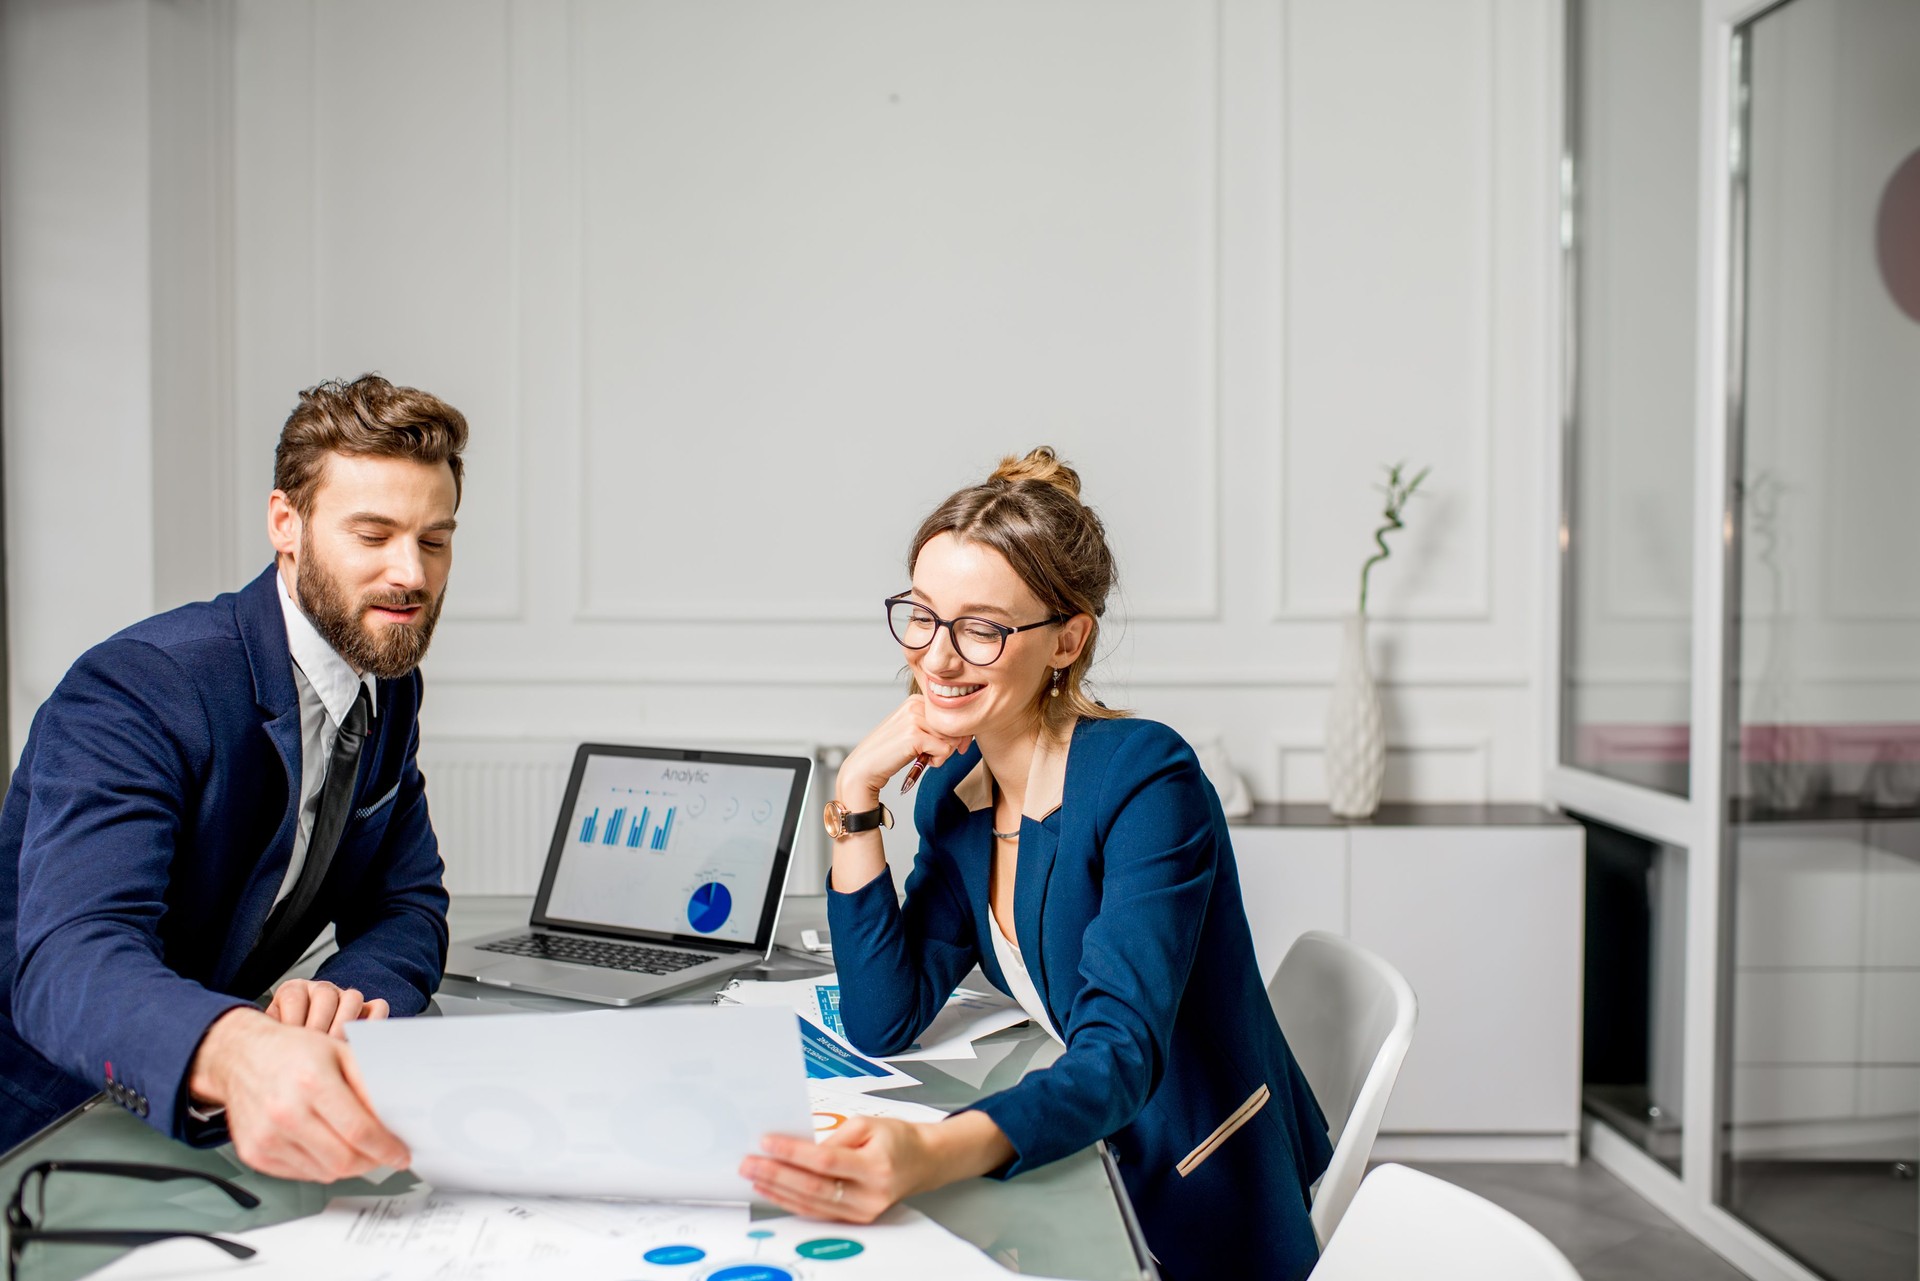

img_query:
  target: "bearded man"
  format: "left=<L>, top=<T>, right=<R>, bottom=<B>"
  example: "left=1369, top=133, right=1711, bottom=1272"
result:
left=0, top=375, right=463, bottom=1181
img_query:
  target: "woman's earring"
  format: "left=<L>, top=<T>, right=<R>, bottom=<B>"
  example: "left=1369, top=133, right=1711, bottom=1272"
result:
left=1049, top=668, right=1062, bottom=698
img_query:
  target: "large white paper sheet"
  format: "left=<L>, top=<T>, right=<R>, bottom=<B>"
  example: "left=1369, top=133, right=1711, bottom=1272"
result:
left=346, top=1006, right=812, bottom=1201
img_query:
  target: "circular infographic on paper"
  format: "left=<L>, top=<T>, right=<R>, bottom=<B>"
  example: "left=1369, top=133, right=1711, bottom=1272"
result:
left=632, top=1220, right=887, bottom=1280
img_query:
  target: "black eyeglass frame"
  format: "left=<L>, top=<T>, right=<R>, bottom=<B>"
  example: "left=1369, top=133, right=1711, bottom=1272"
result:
left=884, top=593, right=1073, bottom=667
left=6, top=1160, right=259, bottom=1281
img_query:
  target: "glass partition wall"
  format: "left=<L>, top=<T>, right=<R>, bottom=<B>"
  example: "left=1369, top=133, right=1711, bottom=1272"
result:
left=1723, top=3, right=1920, bottom=1279
left=1561, top=0, right=1701, bottom=1175
left=1561, top=0, right=1700, bottom=800
left=1560, top=3, right=1920, bottom=1280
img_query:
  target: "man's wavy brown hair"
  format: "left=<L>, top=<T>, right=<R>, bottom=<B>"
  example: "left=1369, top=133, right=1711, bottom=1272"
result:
left=274, top=375, right=468, bottom=515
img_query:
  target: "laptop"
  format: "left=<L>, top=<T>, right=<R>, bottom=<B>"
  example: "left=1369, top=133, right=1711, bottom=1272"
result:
left=443, top=742, right=813, bottom=1006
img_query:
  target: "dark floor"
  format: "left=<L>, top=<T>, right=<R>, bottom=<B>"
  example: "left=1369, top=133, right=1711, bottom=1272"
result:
left=1726, top=1160, right=1918, bottom=1281
left=1399, top=1161, right=1749, bottom=1281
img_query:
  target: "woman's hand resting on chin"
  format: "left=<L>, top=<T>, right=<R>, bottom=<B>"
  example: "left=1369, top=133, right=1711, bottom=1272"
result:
left=834, top=696, right=970, bottom=809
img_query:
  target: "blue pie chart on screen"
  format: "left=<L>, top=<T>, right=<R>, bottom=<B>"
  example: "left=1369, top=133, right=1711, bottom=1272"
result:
left=688, top=882, right=732, bottom=933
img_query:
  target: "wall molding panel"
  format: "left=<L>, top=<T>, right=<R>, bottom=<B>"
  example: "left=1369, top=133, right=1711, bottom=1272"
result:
left=569, top=1, right=1228, bottom=626
left=1273, top=735, right=1496, bottom=806
left=232, top=0, right=528, bottom=623
left=6, top=0, right=1560, bottom=834
left=1273, top=0, right=1500, bottom=625
left=418, top=662, right=1536, bottom=690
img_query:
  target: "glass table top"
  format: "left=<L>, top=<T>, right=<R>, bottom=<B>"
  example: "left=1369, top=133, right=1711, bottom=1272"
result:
left=0, top=895, right=1153, bottom=1280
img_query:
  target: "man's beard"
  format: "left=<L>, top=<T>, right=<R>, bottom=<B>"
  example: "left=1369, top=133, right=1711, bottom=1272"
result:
left=294, top=535, right=446, bottom=680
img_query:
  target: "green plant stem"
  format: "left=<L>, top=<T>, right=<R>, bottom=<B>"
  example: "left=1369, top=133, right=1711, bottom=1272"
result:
left=1358, top=514, right=1405, bottom=615
left=1356, top=463, right=1428, bottom=615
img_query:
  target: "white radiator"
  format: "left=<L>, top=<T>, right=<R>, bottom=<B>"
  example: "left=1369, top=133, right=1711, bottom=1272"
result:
left=415, top=738, right=577, bottom=894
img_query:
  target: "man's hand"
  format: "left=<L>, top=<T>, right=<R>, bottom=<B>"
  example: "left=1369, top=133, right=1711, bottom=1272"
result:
left=266, top=979, right=390, bottom=1039
left=188, top=1007, right=409, bottom=1183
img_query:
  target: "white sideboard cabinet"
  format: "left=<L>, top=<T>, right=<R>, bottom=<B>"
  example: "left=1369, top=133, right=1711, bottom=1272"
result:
left=1229, top=804, right=1586, bottom=1163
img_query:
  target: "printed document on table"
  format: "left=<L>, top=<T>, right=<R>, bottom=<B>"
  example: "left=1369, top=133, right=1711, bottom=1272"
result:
left=325, top=1190, right=747, bottom=1260
left=84, top=1191, right=746, bottom=1281
left=346, top=1005, right=811, bottom=1200
left=88, top=1192, right=1014, bottom=1281
left=719, top=974, right=1027, bottom=1064
left=793, top=1015, right=921, bottom=1092
left=85, top=1238, right=424, bottom=1281
left=885, top=986, right=1029, bottom=1062
left=807, top=1081, right=949, bottom=1133
left=610, top=1201, right=1014, bottom=1279
left=718, top=976, right=921, bottom=1091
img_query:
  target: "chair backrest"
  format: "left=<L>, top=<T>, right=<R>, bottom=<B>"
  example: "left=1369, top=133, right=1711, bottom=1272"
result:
left=1308, top=1163, right=1583, bottom=1280
left=1269, top=930, right=1418, bottom=1248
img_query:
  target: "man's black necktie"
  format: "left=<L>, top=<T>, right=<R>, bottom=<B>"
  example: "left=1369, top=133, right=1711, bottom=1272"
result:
left=234, top=684, right=373, bottom=999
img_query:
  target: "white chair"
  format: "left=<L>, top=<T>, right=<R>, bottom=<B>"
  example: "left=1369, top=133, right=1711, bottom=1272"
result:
left=1308, top=1163, right=1583, bottom=1280
left=1269, top=930, right=1418, bottom=1248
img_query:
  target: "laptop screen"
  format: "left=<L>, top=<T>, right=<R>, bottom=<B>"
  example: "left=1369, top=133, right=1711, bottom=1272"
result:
left=532, top=744, right=812, bottom=950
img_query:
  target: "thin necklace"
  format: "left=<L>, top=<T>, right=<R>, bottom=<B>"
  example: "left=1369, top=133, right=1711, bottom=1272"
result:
left=991, top=781, right=1020, bottom=841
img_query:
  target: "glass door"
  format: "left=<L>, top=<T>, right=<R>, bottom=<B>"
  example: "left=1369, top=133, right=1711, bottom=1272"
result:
left=1721, top=2, right=1920, bottom=1278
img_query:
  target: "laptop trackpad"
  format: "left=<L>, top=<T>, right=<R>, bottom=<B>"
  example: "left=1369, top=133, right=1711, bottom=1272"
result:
left=469, top=957, right=657, bottom=999
left=471, top=958, right=575, bottom=984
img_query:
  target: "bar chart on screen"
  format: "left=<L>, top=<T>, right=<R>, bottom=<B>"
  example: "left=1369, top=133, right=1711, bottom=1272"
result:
left=544, top=755, right=795, bottom=945
left=577, top=800, right=678, bottom=852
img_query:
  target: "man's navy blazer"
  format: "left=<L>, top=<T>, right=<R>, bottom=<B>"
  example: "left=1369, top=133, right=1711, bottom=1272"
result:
left=0, top=565, right=449, bottom=1150
left=828, top=717, right=1333, bottom=1281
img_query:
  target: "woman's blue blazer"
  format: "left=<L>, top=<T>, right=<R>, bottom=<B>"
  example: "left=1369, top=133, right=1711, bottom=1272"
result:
left=828, top=716, right=1333, bottom=1281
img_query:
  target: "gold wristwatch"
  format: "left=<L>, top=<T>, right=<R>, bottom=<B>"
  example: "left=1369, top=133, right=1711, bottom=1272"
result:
left=823, top=800, right=893, bottom=840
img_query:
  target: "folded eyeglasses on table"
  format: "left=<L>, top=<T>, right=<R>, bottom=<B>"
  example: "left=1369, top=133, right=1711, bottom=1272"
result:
left=5, top=1160, right=259, bottom=1281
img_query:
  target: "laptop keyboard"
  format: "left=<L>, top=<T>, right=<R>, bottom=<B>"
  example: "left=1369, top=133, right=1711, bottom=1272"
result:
left=478, top=933, right=720, bottom=975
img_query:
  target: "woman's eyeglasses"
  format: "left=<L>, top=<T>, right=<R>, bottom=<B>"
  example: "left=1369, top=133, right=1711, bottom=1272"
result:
left=885, top=595, right=1070, bottom=667
left=6, top=1161, right=259, bottom=1280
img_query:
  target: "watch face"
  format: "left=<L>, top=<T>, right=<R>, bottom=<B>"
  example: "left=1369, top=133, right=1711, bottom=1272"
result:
left=822, top=801, right=846, bottom=840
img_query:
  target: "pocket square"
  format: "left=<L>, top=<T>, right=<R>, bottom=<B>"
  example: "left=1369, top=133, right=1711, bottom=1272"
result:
left=354, top=782, right=400, bottom=821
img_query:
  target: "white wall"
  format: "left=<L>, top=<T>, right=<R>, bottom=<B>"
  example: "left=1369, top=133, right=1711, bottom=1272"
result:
left=1, top=0, right=159, bottom=698
left=4, top=0, right=1560, bottom=890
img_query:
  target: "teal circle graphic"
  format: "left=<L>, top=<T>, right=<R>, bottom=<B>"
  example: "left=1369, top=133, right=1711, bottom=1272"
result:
left=746, top=1230, right=775, bottom=1240
left=642, top=1245, right=706, bottom=1265
left=795, top=1237, right=866, bottom=1260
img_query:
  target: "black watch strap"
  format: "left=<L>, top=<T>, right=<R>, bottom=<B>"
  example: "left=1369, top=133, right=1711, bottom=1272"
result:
left=841, top=802, right=891, bottom=834
left=825, top=799, right=894, bottom=840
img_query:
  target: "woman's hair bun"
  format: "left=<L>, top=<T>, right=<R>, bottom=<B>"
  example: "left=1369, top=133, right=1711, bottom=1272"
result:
left=990, top=446, right=1082, bottom=501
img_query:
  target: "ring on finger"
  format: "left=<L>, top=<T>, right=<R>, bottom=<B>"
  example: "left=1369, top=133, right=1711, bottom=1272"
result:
left=833, top=1179, right=846, bottom=1203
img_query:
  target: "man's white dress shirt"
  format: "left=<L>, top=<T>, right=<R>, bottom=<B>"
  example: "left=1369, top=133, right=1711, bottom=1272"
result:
left=273, top=569, right=378, bottom=909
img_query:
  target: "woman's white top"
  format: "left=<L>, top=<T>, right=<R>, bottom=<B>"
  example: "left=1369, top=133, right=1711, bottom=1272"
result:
left=989, top=908, right=1063, bottom=1044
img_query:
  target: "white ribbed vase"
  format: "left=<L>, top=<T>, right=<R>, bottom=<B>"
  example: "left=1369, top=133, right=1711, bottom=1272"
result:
left=1326, top=613, right=1385, bottom=818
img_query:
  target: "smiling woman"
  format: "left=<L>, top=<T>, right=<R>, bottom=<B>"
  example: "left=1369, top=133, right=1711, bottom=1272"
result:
left=897, top=448, right=1124, bottom=739
left=743, top=449, right=1335, bottom=1281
